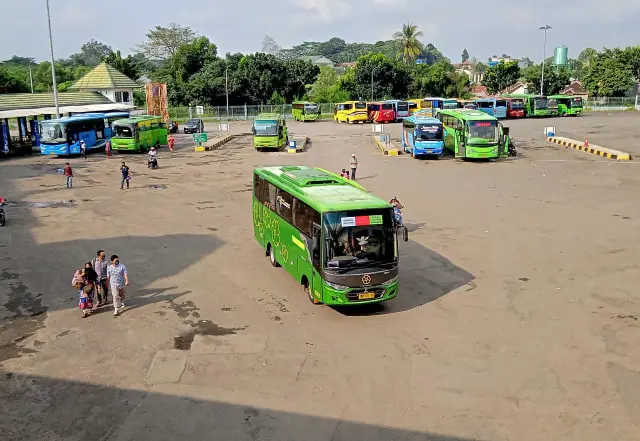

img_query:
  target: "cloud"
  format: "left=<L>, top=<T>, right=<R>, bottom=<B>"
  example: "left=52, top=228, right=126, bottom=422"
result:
left=290, top=0, right=352, bottom=21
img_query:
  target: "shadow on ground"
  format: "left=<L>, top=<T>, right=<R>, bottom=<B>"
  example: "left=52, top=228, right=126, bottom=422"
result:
left=0, top=372, right=490, bottom=441
left=335, top=240, right=474, bottom=316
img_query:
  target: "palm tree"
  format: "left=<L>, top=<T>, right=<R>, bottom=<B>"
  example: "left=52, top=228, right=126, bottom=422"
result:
left=393, top=23, right=424, bottom=64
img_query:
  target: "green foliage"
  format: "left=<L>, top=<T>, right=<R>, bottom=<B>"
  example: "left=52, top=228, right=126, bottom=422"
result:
left=338, top=53, right=410, bottom=100
left=136, top=23, right=197, bottom=60
left=410, top=61, right=469, bottom=98
left=268, top=91, right=286, bottom=105
left=0, top=65, right=28, bottom=93
left=522, top=64, right=571, bottom=95
left=481, top=61, right=520, bottom=94
left=77, top=39, right=113, bottom=67
left=393, top=23, right=424, bottom=64
left=461, top=49, right=469, bottom=63
left=103, top=50, right=140, bottom=80
left=582, top=48, right=634, bottom=97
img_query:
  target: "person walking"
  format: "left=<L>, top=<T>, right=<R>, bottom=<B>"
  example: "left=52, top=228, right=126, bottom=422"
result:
left=106, top=254, right=129, bottom=317
left=168, top=135, right=175, bottom=153
left=92, top=250, right=109, bottom=306
left=105, top=139, right=112, bottom=158
left=349, top=154, right=358, bottom=180
left=63, top=162, right=73, bottom=188
left=120, top=162, right=130, bottom=190
left=80, top=139, right=87, bottom=159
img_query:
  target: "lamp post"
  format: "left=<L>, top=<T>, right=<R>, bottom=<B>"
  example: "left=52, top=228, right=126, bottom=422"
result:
left=539, top=25, right=552, bottom=96
left=46, top=0, right=60, bottom=118
left=225, top=64, right=230, bottom=120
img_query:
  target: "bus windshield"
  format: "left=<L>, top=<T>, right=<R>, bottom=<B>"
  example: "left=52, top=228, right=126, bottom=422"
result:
left=323, top=209, right=396, bottom=271
left=368, top=104, right=380, bottom=111
left=254, top=123, right=279, bottom=136
left=416, top=124, right=443, bottom=141
left=510, top=99, right=524, bottom=110
left=496, top=100, right=507, bottom=107
left=382, top=103, right=394, bottom=110
left=467, top=120, right=498, bottom=142
left=534, top=97, right=548, bottom=109
left=396, top=102, right=409, bottom=112
left=571, top=97, right=583, bottom=108
left=39, top=122, right=66, bottom=144
left=355, top=102, right=366, bottom=110
left=113, top=124, right=134, bottom=138
left=304, top=104, right=319, bottom=114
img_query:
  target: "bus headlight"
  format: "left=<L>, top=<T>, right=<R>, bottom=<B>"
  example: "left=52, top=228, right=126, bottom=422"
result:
left=325, top=281, right=349, bottom=291
left=382, top=276, right=398, bottom=286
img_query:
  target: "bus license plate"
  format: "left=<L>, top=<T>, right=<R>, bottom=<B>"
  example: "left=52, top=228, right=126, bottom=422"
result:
left=359, top=292, right=375, bottom=300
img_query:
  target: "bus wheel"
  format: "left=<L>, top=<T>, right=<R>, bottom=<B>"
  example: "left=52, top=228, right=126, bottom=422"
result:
left=268, top=244, right=280, bottom=267
left=302, top=278, right=320, bottom=305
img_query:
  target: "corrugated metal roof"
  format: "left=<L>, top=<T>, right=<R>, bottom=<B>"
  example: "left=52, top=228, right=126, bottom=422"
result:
left=0, top=103, right=134, bottom=119
left=70, top=62, right=140, bottom=90
left=0, top=91, right=112, bottom=112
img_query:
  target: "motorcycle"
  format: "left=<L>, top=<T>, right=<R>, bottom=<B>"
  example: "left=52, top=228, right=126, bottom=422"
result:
left=0, top=203, right=5, bottom=227
left=393, top=206, right=403, bottom=226
left=508, top=139, right=517, bottom=157
left=148, top=155, right=158, bottom=170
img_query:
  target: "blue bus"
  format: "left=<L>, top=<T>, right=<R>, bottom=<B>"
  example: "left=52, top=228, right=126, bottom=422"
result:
left=384, top=99, right=410, bottom=121
left=401, top=114, right=445, bottom=158
left=474, top=98, right=507, bottom=119
left=39, top=112, right=129, bottom=155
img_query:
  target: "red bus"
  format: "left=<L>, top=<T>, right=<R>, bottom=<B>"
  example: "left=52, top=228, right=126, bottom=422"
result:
left=504, top=97, right=525, bottom=119
left=367, top=102, right=395, bottom=123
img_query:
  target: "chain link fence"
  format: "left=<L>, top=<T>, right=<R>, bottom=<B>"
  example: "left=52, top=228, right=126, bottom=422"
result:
left=168, top=97, right=640, bottom=121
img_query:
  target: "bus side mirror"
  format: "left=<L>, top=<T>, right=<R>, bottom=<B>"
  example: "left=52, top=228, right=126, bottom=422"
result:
left=251, top=127, right=256, bottom=135
left=402, top=226, right=409, bottom=242
left=312, top=235, right=319, bottom=250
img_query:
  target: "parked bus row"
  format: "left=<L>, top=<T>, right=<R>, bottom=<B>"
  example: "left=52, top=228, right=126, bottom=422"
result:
left=401, top=108, right=513, bottom=160
left=39, top=113, right=169, bottom=156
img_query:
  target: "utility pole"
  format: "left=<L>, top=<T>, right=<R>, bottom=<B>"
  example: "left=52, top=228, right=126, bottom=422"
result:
left=28, top=62, right=34, bottom=93
left=46, top=0, right=60, bottom=118
left=539, top=25, right=552, bottom=96
left=225, top=64, right=230, bottom=119
left=371, top=67, right=376, bottom=101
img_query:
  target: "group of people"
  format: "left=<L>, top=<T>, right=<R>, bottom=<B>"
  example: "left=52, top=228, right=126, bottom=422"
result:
left=72, top=250, right=129, bottom=317
left=340, top=154, right=359, bottom=180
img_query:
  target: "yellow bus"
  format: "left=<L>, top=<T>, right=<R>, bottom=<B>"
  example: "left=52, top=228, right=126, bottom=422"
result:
left=333, top=101, right=368, bottom=124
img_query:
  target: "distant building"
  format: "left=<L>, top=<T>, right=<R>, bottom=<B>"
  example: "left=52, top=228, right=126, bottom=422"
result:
left=488, top=55, right=533, bottom=70
left=69, top=62, right=140, bottom=106
left=560, top=80, right=588, bottom=99
left=470, top=85, right=488, bottom=98
left=502, top=82, right=528, bottom=95
left=454, top=61, right=484, bottom=84
left=297, top=56, right=335, bottom=68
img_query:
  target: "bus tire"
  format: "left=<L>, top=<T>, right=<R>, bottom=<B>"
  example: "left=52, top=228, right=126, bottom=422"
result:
left=268, top=243, right=280, bottom=267
left=302, top=277, right=320, bottom=305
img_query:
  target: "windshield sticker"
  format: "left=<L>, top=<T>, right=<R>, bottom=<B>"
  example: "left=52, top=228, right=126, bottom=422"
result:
left=341, top=217, right=356, bottom=227
left=369, top=215, right=383, bottom=225
left=341, top=215, right=382, bottom=227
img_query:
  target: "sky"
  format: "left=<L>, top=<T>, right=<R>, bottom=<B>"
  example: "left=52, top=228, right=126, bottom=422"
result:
left=1, top=0, right=639, bottom=63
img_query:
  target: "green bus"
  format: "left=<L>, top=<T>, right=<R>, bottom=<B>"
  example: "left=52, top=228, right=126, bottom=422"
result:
left=436, top=109, right=511, bottom=159
left=111, top=115, right=168, bottom=153
left=547, top=94, right=584, bottom=116
left=253, top=166, right=408, bottom=306
left=292, top=102, right=320, bottom=121
left=252, top=113, right=288, bottom=151
left=504, top=94, right=556, bottom=117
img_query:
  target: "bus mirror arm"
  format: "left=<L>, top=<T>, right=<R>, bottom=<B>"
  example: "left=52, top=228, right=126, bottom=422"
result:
left=312, top=236, right=319, bottom=251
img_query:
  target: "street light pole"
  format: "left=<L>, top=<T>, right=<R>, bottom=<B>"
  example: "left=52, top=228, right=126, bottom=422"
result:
left=46, top=0, right=60, bottom=118
left=539, top=25, right=552, bottom=96
left=28, top=62, right=34, bottom=93
left=225, top=64, right=230, bottom=119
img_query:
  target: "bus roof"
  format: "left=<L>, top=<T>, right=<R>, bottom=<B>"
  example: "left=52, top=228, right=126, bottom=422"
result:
left=405, top=114, right=442, bottom=124
left=547, top=94, right=573, bottom=99
left=438, top=108, right=498, bottom=121
left=43, top=112, right=130, bottom=124
left=255, top=166, right=390, bottom=212
left=292, top=101, right=317, bottom=105
left=112, top=115, right=161, bottom=125
left=474, top=97, right=506, bottom=102
left=254, top=113, right=284, bottom=122
left=384, top=99, right=408, bottom=103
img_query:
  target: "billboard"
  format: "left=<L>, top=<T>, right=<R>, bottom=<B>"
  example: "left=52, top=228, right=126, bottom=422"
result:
left=145, top=83, right=169, bottom=123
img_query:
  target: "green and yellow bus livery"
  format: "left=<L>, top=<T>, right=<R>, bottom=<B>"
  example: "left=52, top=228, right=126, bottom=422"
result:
left=253, top=113, right=288, bottom=151
left=111, top=115, right=168, bottom=153
left=292, top=102, right=320, bottom=121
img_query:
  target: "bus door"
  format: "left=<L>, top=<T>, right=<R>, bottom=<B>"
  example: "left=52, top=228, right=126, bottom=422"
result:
left=311, top=222, right=324, bottom=303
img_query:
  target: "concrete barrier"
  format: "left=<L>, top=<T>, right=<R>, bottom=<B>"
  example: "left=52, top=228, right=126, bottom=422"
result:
left=371, top=135, right=401, bottom=156
left=194, top=134, right=234, bottom=152
left=286, top=136, right=308, bottom=154
left=546, top=136, right=632, bottom=161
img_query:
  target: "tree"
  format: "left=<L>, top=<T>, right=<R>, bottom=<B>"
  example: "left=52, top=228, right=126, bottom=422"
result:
left=268, top=91, right=286, bottom=105
left=137, top=23, right=197, bottom=59
left=622, top=45, right=640, bottom=81
left=340, top=53, right=410, bottom=100
left=461, top=49, right=469, bottom=63
left=310, top=66, right=348, bottom=103
left=261, top=35, right=281, bottom=57
left=103, top=50, right=140, bottom=80
left=235, top=53, right=288, bottom=103
left=522, top=64, right=570, bottom=95
left=1, top=56, right=35, bottom=67
left=0, top=65, right=28, bottom=93
left=409, top=60, right=469, bottom=98
left=582, top=49, right=634, bottom=97
left=282, top=60, right=320, bottom=102
left=481, top=61, right=520, bottom=94
left=77, top=39, right=113, bottom=66
left=393, top=23, right=424, bottom=64
left=419, top=43, right=445, bottom=65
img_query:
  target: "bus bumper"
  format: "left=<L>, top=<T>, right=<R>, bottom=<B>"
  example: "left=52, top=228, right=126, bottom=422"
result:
left=322, top=281, right=399, bottom=305
left=40, top=143, right=69, bottom=155
left=414, top=142, right=444, bottom=156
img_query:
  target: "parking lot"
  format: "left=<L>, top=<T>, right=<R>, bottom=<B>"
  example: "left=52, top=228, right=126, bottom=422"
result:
left=1, top=113, right=639, bottom=441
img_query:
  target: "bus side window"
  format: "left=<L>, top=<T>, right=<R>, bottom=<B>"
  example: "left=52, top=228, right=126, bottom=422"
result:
left=293, top=199, right=319, bottom=237
left=254, top=175, right=266, bottom=203
left=276, top=189, right=293, bottom=223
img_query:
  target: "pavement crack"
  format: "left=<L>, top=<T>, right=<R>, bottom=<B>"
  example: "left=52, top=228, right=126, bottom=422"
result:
left=295, top=353, right=310, bottom=382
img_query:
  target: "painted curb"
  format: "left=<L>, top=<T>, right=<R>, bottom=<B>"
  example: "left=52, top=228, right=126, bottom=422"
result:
left=371, top=135, right=401, bottom=156
left=546, top=136, right=632, bottom=161
left=287, top=136, right=308, bottom=154
left=195, top=134, right=234, bottom=152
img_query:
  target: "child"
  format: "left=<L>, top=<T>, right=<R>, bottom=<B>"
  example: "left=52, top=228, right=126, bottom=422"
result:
left=72, top=268, right=93, bottom=318
left=63, top=162, right=73, bottom=188
left=340, top=169, right=350, bottom=179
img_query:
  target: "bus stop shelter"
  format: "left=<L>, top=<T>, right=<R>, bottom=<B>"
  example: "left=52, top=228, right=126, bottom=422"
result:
left=0, top=91, right=133, bottom=156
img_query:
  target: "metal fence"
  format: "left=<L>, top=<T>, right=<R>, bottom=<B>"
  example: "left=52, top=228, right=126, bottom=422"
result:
left=168, top=97, right=640, bottom=121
